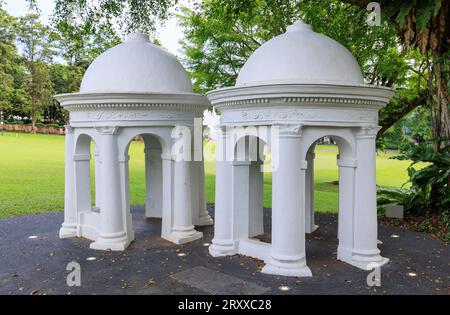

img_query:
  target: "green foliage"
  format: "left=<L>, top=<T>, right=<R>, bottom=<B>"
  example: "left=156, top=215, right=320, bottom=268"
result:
left=379, top=106, right=432, bottom=150
left=16, top=14, right=55, bottom=126
left=382, top=0, right=444, bottom=31
left=52, top=0, right=176, bottom=35
left=179, top=0, right=403, bottom=94
left=378, top=141, right=450, bottom=217
left=0, top=8, right=27, bottom=112
left=0, top=1, right=124, bottom=124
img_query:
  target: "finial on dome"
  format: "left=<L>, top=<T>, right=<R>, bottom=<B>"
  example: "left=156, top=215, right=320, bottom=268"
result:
left=286, top=19, right=313, bottom=33
left=126, top=31, right=150, bottom=42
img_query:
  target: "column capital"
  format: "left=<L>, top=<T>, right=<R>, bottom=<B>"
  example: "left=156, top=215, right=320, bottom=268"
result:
left=232, top=160, right=251, bottom=166
left=337, top=159, right=358, bottom=168
left=65, top=125, right=74, bottom=134
left=172, top=125, right=193, bottom=137
left=273, top=124, right=303, bottom=138
left=355, top=125, right=381, bottom=139
left=73, top=153, right=91, bottom=161
left=118, top=154, right=130, bottom=163
left=161, top=153, right=173, bottom=161
left=300, top=160, right=308, bottom=170
left=215, top=125, right=229, bottom=140
left=96, top=126, right=119, bottom=135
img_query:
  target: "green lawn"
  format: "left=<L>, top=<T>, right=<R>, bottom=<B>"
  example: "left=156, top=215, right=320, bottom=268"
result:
left=0, top=132, right=415, bottom=218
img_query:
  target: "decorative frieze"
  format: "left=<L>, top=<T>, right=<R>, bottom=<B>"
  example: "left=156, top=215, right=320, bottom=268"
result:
left=96, top=126, right=119, bottom=135
left=221, top=107, right=378, bottom=124
left=70, top=109, right=196, bottom=123
left=65, top=102, right=206, bottom=111
left=217, top=97, right=384, bottom=110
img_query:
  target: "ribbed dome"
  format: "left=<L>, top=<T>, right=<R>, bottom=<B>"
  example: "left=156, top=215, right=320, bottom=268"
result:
left=80, top=31, right=193, bottom=94
left=236, top=20, right=364, bottom=86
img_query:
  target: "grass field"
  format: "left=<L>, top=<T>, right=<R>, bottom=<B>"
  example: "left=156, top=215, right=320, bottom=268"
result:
left=0, top=132, right=415, bottom=218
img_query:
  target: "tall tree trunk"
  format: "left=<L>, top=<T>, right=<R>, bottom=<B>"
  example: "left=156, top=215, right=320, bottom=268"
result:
left=428, top=52, right=450, bottom=209
left=31, top=95, right=37, bottom=134
left=432, top=53, right=450, bottom=144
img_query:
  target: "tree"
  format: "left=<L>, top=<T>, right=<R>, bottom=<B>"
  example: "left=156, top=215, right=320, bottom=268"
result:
left=179, top=0, right=411, bottom=113
left=53, top=20, right=121, bottom=92
left=46, top=63, right=72, bottom=123
left=17, top=14, right=55, bottom=129
left=338, top=0, right=450, bottom=214
left=340, top=0, right=450, bottom=147
left=0, top=6, right=30, bottom=121
left=51, top=0, right=177, bottom=35
left=0, top=8, right=19, bottom=112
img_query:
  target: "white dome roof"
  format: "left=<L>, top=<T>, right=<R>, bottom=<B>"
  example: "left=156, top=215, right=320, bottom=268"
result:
left=236, top=20, right=364, bottom=86
left=80, top=32, right=193, bottom=94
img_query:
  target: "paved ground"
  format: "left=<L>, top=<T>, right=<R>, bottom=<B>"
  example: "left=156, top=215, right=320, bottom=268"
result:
left=0, top=206, right=448, bottom=295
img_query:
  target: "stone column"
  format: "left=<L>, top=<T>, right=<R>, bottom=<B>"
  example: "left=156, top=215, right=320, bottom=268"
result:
left=336, top=157, right=357, bottom=262
left=119, top=153, right=134, bottom=243
left=231, top=160, right=251, bottom=240
left=209, top=127, right=236, bottom=256
left=167, top=126, right=202, bottom=244
left=196, top=156, right=213, bottom=226
left=350, top=126, right=388, bottom=269
left=144, top=148, right=163, bottom=218
left=190, top=156, right=200, bottom=225
left=59, top=125, right=77, bottom=238
left=305, top=152, right=318, bottom=233
left=93, top=145, right=102, bottom=212
left=262, top=125, right=312, bottom=277
left=190, top=124, right=213, bottom=226
left=160, top=153, right=173, bottom=239
left=90, top=126, right=130, bottom=251
left=248, top=159, right=264, bottom=237
left=73, top=153, right=92, bottom=214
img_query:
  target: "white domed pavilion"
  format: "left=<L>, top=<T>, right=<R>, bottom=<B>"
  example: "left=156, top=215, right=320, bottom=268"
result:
left=207, top=20, right=394, bottom=277
left=56, top=31, right=212, bottom=251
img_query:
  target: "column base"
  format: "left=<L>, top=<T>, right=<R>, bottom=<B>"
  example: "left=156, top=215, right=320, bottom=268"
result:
left=164, top=229, right=203, bottom=245
left=89, top=232, right=132, bottom=251
left=145, top=207, right=162, bottom=219
left=305, top=224, right=319, bottom=234
left=338, top=246, right=389, bottom=270
left=197, top=213, right=214, bottom=226
left=261, top=257, right=312, bottom=277
left=209, top=240, right=238, bottom=257
left=59, top=224, right=77, bottom=239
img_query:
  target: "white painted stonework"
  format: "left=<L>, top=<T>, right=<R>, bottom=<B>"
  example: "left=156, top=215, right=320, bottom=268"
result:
left=56, top=32, right=212, bottom=251
left=207, top=20, right=394, bottom=277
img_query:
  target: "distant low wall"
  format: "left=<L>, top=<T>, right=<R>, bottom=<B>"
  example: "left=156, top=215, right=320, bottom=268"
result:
left=1, top=124, right=65, bottom=135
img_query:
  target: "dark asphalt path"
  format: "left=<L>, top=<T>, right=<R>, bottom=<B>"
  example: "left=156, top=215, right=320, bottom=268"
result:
left=0, top=206, right=448, bottom=295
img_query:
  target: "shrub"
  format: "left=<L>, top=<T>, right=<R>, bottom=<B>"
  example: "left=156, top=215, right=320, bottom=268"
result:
left=377, top=141, right=450, bottom=225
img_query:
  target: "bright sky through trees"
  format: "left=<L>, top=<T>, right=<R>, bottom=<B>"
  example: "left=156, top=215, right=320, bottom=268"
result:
left=4, top=0, right=220, bottom=130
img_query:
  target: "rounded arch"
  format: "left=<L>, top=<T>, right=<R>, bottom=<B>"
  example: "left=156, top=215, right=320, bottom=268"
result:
left=302, top=127, right=358, bottom=253
left=72, top=132, right=100, bottom=216
left=118, top=128, right=170, bottom=158
left=123, top=133, right=165, bottom=159
left=233, top=134, right=268, bottom=162
left=230, top=126, right=271, bottom=158
left=232, top=134, right=272, bottom=242
left=121, top=131, right=167, bottom=230
left=74, top=132, right=98, bottom=155
left=301, top=127, right=355, bottom=160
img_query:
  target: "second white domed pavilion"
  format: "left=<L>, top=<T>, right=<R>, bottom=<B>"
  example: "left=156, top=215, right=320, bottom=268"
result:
left=56, top=32, right=212, bottom=251
left=207, top=21, right=394, bottom=277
